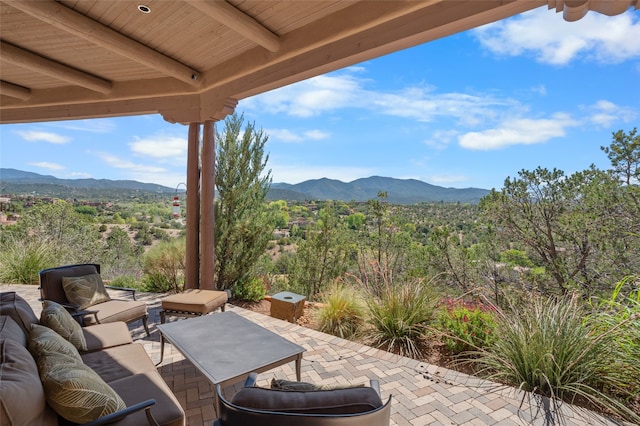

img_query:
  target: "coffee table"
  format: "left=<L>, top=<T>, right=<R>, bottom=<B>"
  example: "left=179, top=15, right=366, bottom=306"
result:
left=156, top=311, right=305, bottom=411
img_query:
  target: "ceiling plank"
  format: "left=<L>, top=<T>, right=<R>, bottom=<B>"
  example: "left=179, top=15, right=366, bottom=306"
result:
left=6, top=0, right=202, bottom=86
left=185, top=0, right=280, bottom=52
left=1, top=41, right=113, bottom=94
left=200, top=1, right=452, bottom=89
left=0, top=80, right=31, bottom=100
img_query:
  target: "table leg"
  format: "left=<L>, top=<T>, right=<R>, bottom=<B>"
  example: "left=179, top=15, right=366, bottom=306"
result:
left=295, top=354, right=302, bottom=381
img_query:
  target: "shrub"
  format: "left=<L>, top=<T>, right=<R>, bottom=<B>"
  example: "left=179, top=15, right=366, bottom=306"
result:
left=232, top=276, right=267, bottom=302
left=365, top=279, right=439, bottom=358
left=142, top=238, right=185, bottom=293
left=0, top=236, right=56, bottom=284
left=471, top=294, right=640, bottom=424
left=316, top=281, right=366, bottom=339
left=438, top=298, right=497, bottom=354
left=108, top=275, right=140, bottom=290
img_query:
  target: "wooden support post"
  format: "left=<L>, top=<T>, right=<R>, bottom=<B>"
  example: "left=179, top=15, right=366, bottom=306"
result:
left=185, top=123, right=200, bottom=289
left=200, top=120, right=216, bottom=290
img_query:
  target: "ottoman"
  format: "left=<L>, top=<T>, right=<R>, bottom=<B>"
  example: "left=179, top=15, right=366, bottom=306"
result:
left=160, top=289, right=228, bottom=324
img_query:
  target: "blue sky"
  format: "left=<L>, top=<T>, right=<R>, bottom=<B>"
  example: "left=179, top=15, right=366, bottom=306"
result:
left=1, top=6, right=639, bottom=191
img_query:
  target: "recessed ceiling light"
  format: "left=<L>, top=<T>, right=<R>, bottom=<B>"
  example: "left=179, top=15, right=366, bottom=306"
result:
left=137, top=4, right=151, bottom=13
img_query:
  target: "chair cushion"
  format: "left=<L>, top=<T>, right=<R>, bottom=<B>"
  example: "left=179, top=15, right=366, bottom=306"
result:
left=0, top=291, right=39, bottom=336
left=161, top=289, right=227, bottom=314
left=231, top=386, right=383, bottom=415
left=28, top=325, right=126, bottom=423
left=81, top=299, right=147, bottom=326
left=40, top=300, right=87, bottom=351
left=62, top=273, right=111, bottom=309
left=0, top=339, right=58, bottom=426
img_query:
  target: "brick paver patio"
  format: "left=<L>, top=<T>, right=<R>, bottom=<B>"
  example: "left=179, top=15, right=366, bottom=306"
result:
left=1, top=284, right=628, bottom=426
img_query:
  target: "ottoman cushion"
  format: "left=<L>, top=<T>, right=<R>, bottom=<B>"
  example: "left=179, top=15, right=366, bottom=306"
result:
left=161, top=289, right=227, bottom=315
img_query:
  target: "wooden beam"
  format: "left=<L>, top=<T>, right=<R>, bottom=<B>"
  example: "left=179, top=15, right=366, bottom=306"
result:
left=200, top=120, right=216, bottom=290
left=8, top=0, right=201, bottom=86
left=1, top=41, right=112, bottom=94
left=201, top=0, right=436, bottom=89
left=0, top=80, right=31, bottom=100
left=185, top=0, right=280, bottom=52
left=185, top=123, right=201, bottom=289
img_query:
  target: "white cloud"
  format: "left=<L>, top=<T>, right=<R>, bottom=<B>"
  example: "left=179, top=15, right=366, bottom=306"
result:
left=95, top=152, right=183, bottom=187
left=49, top=119, right=116, bottom=133
left=426, top=175, right=468, bottom=185
left=129, top=135, right=187, bottom=161
left=266, top=128, right=331, bottom=143
left=304, top=130, right=330, bottom=140
left=459, top=113, right=578, bottom=150
left=473, top=8, right=640, bottom=65
left=28, top=162, right=65, bottom=171
left=585, top=100, right=638, bottom=127
left=68, top=172, right=92, bottom=179
left=423, top=130, right=459, bottom=150
left=246, top=69, right=518, bottom=126
left=15, top=130, right=70, bottom=144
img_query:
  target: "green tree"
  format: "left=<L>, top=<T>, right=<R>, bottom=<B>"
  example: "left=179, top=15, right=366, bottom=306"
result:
left=480, top=166, right=629, bottom=295
left=214, top=113, right=274, bottom=290
left=601, top=127, right=639, bottom=185
left=289, top=204, right=351, bottom=299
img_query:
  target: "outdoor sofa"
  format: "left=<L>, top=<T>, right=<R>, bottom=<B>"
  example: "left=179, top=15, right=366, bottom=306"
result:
left=0, top=291, right=185, bottom=426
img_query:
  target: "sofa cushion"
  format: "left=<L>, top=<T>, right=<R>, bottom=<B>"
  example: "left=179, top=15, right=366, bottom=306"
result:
left=62, top=273, right=111, bottom=309
left=0, top=291, right=39, bottom=335
left=81, top=343, right=157, bottom=383
left=28, top=325, right=126, bottom=423
left=0, top=339, right=58, bottom=426
left=0, top=315, right=27, bottom=347
left=28, top=323, right=82, bottom=365
left=82, top=322, right=133, bottom=352
left=40, top=300, right=87, bottom=351
left=231, top=386, right=383, bottom=415
left=108, top=372, right=186, bottom=426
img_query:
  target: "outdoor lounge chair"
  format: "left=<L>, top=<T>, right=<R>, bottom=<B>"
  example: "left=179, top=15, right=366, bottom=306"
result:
left=214, top=372, right=392, bottom=426
left=39, top=263, right=150, bottom=336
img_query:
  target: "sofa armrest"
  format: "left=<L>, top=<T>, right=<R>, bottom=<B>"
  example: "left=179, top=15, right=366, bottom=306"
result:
left=105, top=285, right=138, bottom=301
left=80, top=399, right=159, bottom=426
left=71, top=309, right=100, bottom=326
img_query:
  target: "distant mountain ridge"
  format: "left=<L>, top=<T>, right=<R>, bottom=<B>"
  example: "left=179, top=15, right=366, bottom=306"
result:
left=1, top=168, right=174, bottom=193
left=1, top=168, right=489, bottom=204
left=270, top=176, right=489, bottom=204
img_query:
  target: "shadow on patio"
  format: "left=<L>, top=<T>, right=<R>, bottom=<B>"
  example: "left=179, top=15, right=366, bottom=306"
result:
left=1, top=283, right=626, bottom=426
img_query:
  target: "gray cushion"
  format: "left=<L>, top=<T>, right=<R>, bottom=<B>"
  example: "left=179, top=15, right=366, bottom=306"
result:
left=0, top=292, right=39, bottom=335
left=231, top=386, right=383, bottom=415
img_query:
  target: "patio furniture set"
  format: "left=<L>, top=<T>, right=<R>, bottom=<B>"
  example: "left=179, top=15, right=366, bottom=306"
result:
left=0, top=263, right=392, bottom=426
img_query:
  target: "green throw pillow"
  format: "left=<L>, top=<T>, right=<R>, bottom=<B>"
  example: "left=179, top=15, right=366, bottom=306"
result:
left=271, top=378, right=365, bottom=391
left=28, top=324, right=126, bottom=423
left=40, top=300, right=87, bottom=351
left=28, top=324, right=82, bottom=366
left=62, top=273, right=111, bottom=310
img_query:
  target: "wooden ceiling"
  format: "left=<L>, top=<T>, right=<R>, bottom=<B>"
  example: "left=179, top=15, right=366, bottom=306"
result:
left=1, top=0, right=637, bottom=124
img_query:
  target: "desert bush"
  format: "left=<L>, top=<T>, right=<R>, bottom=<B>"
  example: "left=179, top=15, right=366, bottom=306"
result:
left=364, top=278, right=439, bottom=358
left=232, top=276, right=267, bottom=302
left=0, top=236, right=56, bottom=284
left=142, top=238, right=185, bottom=293
left=316, top=281, right=366, bottom=339
left=437, top=298, right=497, bottom=354
left=471, top=293, right=640, bottom=424
left=589, top=276, right=640, bottom=408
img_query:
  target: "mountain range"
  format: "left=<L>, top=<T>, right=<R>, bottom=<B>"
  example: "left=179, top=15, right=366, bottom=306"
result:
left=1, top=168, right=489, bottom=204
